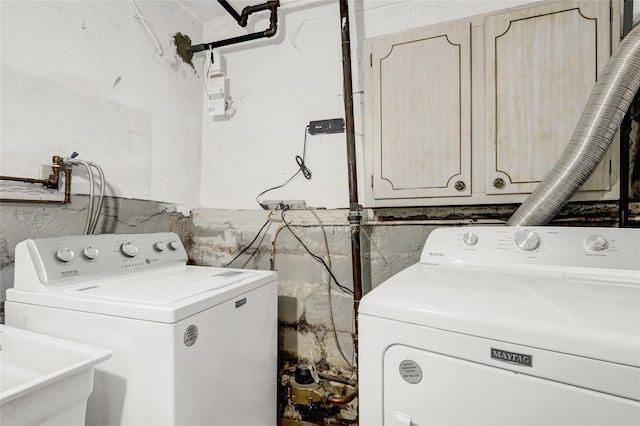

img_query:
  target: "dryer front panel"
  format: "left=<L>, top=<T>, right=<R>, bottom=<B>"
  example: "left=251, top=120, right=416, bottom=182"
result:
left=383, top=344, right=640, bottom=426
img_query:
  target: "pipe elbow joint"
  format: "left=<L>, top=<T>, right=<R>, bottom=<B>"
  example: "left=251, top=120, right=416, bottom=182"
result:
left=263, top=26, right=277, bottom=38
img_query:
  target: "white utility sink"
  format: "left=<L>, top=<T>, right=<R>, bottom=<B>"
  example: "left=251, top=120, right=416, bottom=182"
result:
left=0, top=325, right=111, bottom=425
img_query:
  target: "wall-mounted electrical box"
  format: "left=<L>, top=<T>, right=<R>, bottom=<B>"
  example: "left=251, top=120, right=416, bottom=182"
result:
left=308, top=119, right=345, bottom=135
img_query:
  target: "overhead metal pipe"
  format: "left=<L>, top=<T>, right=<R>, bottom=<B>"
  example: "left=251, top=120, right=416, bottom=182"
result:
left=217, top=0, right=243, bottom=25
left=619, top=0, right=636, bottom=227
left=338, top=0, right=363, bottom=363
left=188, top=0, right=280, bottom=54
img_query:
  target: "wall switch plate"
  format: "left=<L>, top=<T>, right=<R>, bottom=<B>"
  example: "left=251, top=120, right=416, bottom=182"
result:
left=308, top=118, right=345, bottom=135
left=261, top=200, right=307, bottom=210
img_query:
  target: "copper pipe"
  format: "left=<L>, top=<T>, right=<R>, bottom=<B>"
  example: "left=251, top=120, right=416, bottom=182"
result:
left=63, top=168, right=72, bottom=204
left=326, top=386, right=358, bottom=405
left=0, top=198, right=67, bottom=204
left=0, top=175, right=49, bottom=185
left=0, top=166, right=72, bottom=205
left=269, top=224, right=288, bottom=271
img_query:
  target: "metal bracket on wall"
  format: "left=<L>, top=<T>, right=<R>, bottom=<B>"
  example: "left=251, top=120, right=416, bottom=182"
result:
left=188, top=0, right=280, bottom=54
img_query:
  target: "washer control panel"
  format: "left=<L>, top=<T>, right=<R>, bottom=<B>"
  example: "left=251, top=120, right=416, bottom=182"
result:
left=14, top=232, right=188, bottom=290
left=421, top=226, right=640, bottom=271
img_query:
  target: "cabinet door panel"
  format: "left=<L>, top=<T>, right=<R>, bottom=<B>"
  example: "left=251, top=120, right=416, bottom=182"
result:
left=485, top=0, right=613, bottom=195
left=371, top=21, right=471, bottom=200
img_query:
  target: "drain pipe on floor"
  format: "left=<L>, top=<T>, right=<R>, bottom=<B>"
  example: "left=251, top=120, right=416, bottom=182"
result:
left=507, top=23, right=640, bottom=227
left=338, top=0, right=363, bottom=363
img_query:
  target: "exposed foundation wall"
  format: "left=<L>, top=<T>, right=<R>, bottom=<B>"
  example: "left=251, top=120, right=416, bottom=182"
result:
left=188, top=208, right=437, bottom=372
left=3, top=197, right=638, bottom=353
left=1, top=197, right=638, bottom=422
left=0, top=197, right=190, bottom=302
left=186, top=200, right=640, bottom=375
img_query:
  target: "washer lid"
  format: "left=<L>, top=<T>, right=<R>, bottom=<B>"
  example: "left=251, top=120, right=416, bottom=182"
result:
left=6, top=266, right=277, bottom=323
left=359, top=263, right=640, bottom=367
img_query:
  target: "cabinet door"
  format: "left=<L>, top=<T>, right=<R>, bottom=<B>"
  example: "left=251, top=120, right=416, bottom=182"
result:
left=484, top=0, right=614, bottom=195
left=368, top=21, right=472, bottom=201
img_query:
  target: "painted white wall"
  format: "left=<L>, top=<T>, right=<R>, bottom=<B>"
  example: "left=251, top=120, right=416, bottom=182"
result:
left=1, top=0, right=633, bottom=209
left=1, top=1, right=203, bottom=205
left=199, top=0, right=539, bottom=209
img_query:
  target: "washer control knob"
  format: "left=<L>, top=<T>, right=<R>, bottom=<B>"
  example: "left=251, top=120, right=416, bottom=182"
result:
left=120, top=242, right=138, bottom=258
left=55, top=248, right=74, bottom=263
left=83, top=246, right=99, bottom=260
left=154, top=242, right=167, bottom=252
left=168, top=241, right=180, bottom=251
left=585, top=234, right=608, bottom=251
left=462, top=232, right=478, bottom=246
left=514, top=230, right=541, bottom=252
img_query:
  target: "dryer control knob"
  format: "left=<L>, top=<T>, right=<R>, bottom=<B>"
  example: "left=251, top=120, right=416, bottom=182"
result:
left=83, top=246, right=99, bottom=260
left=168, top=241, right=180, bottom=251
left=120, top=242, right=138, bottom=258
left=154, top=242, right=167, bottom=252
left=585, top=234, right=608, bottom=251
left=463, top=232, right=478, bottom=246
left=55, top=248, right=74, bottom=263
left=514, top=230, right=541, bottom=251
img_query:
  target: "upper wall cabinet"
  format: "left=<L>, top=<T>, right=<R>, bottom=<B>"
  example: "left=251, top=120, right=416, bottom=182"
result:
left=484, top=1, right=614, bottom=196
left=364, top=0, right=620, bottom=208
left=367, top=21, right=472, bottom=200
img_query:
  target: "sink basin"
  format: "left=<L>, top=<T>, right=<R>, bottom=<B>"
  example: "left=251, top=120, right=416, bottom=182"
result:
left=0, top=325, right=111, bottom=425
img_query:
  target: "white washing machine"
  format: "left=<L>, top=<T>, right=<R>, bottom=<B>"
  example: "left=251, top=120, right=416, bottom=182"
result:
left=5, top=232, right=277, bottom=426
left=359, top=226, right=640, bottom=426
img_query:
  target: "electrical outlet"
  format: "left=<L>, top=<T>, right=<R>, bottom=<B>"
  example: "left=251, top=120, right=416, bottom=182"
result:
left=261, top=200, right=307, bottom=210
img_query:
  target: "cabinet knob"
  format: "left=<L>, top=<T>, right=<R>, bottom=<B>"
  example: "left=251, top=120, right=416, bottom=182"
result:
left=493, top=178, right=506, bottom=189
left=454, top=181, right=466, bottom=191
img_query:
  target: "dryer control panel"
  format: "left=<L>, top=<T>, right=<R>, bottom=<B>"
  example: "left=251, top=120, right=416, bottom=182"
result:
left=420, top=226, right=640, bottom=273
left=14, top=232, right=188, bottom=291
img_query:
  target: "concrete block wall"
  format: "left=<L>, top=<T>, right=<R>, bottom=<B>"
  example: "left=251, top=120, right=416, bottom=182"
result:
left=0, top=197, right=190, bottom=302
left=3, top=199, right=639, bottom=369
left=188, top=208, right=360, bottom=372
left=187, top=208, right=429, bottom=371
left=185, top=200, right=640, bottom=375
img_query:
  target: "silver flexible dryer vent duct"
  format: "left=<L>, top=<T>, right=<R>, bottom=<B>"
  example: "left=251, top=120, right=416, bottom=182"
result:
left=507, top=23, right=640, bottom=226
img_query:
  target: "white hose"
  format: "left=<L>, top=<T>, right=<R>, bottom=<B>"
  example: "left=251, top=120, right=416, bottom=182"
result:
left=65, top=159, right=106, bottom=235
left=507, top=23, right=640, bottom=226
left=88, top=162, right=105, bottom=234
left=67, top=159, right=95, bottom=234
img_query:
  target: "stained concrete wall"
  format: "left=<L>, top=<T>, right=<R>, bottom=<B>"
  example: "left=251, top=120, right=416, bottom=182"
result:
left=187, top=207, right=437, bottom=371
left=186, top=200, right=640, bottom=374
left=0, top=197, right=190, bottom=303
left=1, top=196, right=638, bottom=419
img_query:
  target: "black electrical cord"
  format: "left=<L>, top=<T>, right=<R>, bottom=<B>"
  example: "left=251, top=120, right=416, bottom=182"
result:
left=223, top=216, right=272, bottom=267
left=256, top=126, right=311, bottom=208
left=281, top=210, right=354, bottom=296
